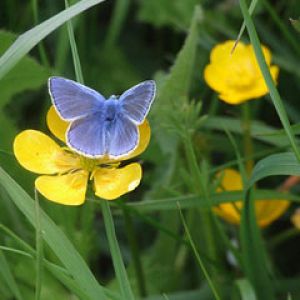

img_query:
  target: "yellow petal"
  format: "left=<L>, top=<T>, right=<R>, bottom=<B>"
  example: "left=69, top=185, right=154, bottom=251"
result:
left=14, top=130, right=64, bottom=174
left=214, top=168, right=289, bottom=227
left=35, top=170, right=88, bottom=205
left=47, top=105, right=69, bottom=142
left=210, top=40, right=246, bottom=63
left=255, top=200, right=290, bottom=227
left=94, top=163, right=142, bottom=200
left=291, top=208, right=300, bottom=230
left=214, top=202, right=243, bottom=225
left=217, top=169, right=243, bottom=191
left=120, top=120, right=151, bottom=160
left=204, top=40, right=279, bottom=104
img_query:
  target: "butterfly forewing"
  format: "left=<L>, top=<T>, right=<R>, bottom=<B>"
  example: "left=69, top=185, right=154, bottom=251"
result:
left=67, top=112, right=106, bottom=157
left=49, top=77, right=105, bottom=121
left=120, top=80, right=156, bottom=124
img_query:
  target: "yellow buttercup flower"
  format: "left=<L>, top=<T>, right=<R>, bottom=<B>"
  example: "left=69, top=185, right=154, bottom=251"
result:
left=214, top=169, right=289, bottom=227
left=204, top=40, right=279, bottom=104
left=291, top=208, right=300, bottom=230
left=13, top=106, right=150, bottom=205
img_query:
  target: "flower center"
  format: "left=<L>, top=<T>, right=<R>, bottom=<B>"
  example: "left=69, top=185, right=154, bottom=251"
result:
left=79, top=156, right=99, bottom=172
left=54, top=150, right=81, bottom=173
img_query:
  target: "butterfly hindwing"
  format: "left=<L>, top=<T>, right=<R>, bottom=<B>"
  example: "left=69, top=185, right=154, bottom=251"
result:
left=106, top=113, right=139, bottom=158
left=119, top=80, right=156, bottom=124
left=67, top=112, right=106, bottom=158
left=49, top=76, right=105, bottom=121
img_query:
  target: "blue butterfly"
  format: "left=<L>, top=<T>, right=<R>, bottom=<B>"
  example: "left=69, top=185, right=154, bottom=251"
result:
left=48, top=77, right=156, bottom=159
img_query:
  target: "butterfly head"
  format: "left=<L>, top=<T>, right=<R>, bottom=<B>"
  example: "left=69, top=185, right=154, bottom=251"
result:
left=108, top=95, right=119, bottom=101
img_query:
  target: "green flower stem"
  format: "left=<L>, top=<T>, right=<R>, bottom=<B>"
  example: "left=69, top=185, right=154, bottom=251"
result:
left=122, top=206, right=147, bottom=297
left=238, top=0, right=300, bottom=163
left=101, top=200, right=135, bottom=300
left=183, top=133, right=221, bottom=289
left=242, top=102, right=254, bottom=175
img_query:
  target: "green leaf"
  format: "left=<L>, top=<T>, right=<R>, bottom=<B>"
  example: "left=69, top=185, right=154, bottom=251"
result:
left=0, top=250, right=24, bottom=300
left=152, top=5, right=201, bottom=153
left=0, top=167, right=107, bottom=300
left=101, top=201, right=135, bottom=300
left=290, top=18, right=300, bottom=33
left=235, top=279, right=257, bottom=300
left=125, top=189, right=300, bottom=212
left=248, top=152, right=300, bottom=187
left=238, top=0, right=300, bottom=161
left=204, top=116, right=300, bottom=147
left=0, top=0, right=106, bottom=80
left=0, top=31, right=50, bottom=109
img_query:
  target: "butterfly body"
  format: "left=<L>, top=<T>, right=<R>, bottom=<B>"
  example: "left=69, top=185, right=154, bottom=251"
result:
left=48, top=77, right=156, bottom=159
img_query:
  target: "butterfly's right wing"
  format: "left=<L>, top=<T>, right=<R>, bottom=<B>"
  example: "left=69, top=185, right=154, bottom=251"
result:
left=49, top=76, right=105, bottom=121
left=67, top=112, right=106, bottom=158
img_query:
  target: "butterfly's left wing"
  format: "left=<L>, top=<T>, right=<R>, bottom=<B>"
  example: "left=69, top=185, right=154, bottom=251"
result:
left=66, top=112, right=106, bottom=158
left=119, top=80, right=156, bottom=125
left=106, top=113, right=139, bottom=159
left=49, top=76, right=105, bottom=121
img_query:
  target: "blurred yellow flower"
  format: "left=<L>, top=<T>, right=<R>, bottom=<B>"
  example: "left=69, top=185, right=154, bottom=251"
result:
left=204, top=40, right=279, bottom=104
left=13, top=106, right=150, bottom=205
left=291, top=208, right=300, bottom=230
left=214, top=169, right=289, bottom=227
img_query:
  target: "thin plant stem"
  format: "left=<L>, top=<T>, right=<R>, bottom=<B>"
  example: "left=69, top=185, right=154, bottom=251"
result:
left=242, top=102, right=254, bottom=175
left=183, top=133, right=221, bottom=288
left=31, top=0, right=50, bottom=67
left=178, top=204, right=221, bottom=300
left=232, top=0, right=258, bottom=53
left=238, top=0, right=300, bottom=163
left=101, top=200, right=135, bottom=300
left=65, top=0, right=84, bottom=84
left=122, top=207, right=147, bottom=297
left=34, top=189, right=43, bottom=300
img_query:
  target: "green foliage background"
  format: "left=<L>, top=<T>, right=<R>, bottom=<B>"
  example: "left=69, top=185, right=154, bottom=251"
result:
left=0, top=0, right=300, bottom=299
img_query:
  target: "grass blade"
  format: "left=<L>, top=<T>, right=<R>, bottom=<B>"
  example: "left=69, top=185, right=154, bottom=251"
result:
left=65, top=0, right=84, bottom=84
left=0, top=250, right=24, bottom=300
left=235, top=279, right=257, bottom=300
left=101, top=200, right=135, bottom=300
left=238, top=0, right=300, bottom=162
left=34, top=189, right=43, bottom=300
left=0, top=0, right=106, bottom=80
left=232, top=0, right=258, bottom=53
left=248, top=152, right=300, bottom=187
left=0, top=167, right=107, bottom=300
